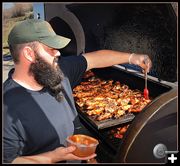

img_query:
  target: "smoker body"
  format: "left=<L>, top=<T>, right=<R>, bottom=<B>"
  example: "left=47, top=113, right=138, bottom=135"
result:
left=80, top=66, right=177, bottom=163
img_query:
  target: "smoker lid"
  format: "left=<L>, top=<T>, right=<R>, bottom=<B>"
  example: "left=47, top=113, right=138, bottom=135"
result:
left=65, top=3, right=177, bottom=83
left=42, top=3, right=177, bottom=82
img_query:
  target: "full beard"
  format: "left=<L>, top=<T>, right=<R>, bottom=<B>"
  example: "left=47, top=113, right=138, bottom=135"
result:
left=29, top=55, right=64, bottom=102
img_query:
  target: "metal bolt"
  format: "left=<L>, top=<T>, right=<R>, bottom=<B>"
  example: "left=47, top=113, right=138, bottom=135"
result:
left=153, top=143, right=167, bottom=159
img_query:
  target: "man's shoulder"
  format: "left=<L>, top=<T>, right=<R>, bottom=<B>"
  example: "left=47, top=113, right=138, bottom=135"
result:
left=3, top=78, right=23, bottom=100
left=3, top=68, right=16, bottom=92
left=59, top=54, right=86, bottom=64
left=3, top=78, right=14, bottom=93
left=59, top=55, right=87, bottom=71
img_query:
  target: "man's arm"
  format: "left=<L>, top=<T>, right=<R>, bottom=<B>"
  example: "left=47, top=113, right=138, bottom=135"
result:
left=83, top=50, right=152, bottom=72
left=12, top=146, right=96, bottom=164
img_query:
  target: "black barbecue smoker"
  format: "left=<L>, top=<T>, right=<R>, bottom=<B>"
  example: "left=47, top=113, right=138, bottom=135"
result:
left=33, top=3, right=178, bottom=164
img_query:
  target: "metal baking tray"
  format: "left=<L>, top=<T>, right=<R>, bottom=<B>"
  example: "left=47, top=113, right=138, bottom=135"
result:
left=76, top=104, right=135, bottom=130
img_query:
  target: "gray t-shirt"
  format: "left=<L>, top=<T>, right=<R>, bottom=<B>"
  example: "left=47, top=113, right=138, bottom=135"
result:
left=3, top=55, right=88, bottom=163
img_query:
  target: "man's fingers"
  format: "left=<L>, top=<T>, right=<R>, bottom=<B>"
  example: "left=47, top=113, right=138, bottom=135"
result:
left=73, top=153, right=97, bottom=160
left=140, top=63, right=149, bottom=73
left=65, top=146, right=76, bottom=153
left=59, top=148, right=97, bottom=161
left=140, top=55, right=152, bottom=73
left=144, top=55, right=152, bottom=72
left=57, top=146, right=76, bottom=154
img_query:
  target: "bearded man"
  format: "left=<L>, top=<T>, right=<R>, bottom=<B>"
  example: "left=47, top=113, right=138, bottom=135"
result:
left=3, top=19, right=152, bottom=164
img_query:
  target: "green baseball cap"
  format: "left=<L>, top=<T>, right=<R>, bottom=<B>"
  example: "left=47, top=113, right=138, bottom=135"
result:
left=8, top=19, right=71, bottom=49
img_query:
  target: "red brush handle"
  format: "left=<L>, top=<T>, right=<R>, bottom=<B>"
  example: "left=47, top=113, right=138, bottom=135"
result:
left=144, top=88, right=149, bottom=99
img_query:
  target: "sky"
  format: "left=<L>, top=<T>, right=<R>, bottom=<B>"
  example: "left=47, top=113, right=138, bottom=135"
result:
left=3, top=2, right=14, bottom=10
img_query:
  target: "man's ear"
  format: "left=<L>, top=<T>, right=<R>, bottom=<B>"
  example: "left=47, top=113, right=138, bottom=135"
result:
left=23, top=46, right=35, bottom=62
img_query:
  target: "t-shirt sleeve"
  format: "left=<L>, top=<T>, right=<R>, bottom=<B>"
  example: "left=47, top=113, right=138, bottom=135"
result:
left=3, top=105, right=25, bottom=163
left=58, top=55, right=87, bottom=88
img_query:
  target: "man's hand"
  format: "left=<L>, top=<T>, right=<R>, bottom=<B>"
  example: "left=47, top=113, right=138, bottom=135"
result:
left=52, top=146, right=97, bottom=162
left=129, top=53, right=152, bottom=73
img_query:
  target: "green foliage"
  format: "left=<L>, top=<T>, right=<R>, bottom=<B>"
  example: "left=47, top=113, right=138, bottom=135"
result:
left=3, top=3, right=34, bottom=53
left=3, top=3, right=33, bottom=19
left=3, top=12, right=33, bottom=48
